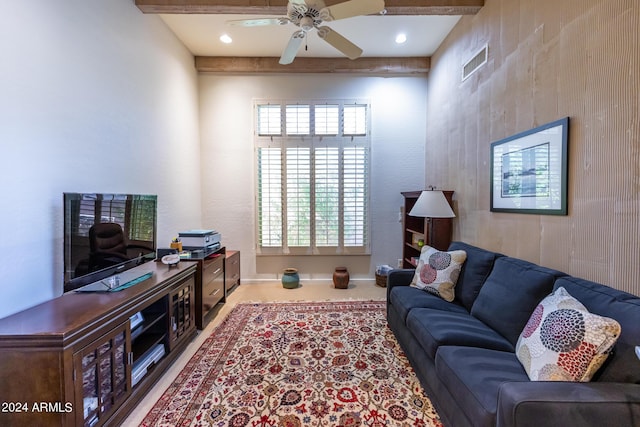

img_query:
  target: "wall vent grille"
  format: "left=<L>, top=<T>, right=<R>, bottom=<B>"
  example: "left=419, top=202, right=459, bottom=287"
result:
left=462, top=45, right=488, bottom=81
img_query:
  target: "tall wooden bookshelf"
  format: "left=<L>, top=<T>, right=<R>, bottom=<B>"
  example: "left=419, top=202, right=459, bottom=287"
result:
left=401, top=190, right=454, bottom=268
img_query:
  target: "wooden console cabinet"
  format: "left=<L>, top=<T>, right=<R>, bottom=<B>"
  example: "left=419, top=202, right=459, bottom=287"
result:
left=0, top=261, right=197, bottom=427
left=185, top=248, right=241, bottom=330
left=401, top=190, right=454, bottom=268
left=183, top=247, right=225, bottom=330
left=225, top=250, right=240, bottom=292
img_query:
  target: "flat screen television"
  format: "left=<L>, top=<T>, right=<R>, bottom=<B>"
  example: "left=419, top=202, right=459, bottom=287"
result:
left=63, top=193, right=158, bottom=292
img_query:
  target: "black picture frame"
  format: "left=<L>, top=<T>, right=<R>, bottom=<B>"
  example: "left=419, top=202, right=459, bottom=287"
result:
left=490, top=117, right=569, bottom=215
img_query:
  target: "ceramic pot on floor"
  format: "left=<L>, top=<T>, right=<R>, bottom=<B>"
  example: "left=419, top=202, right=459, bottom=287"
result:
left=282, top=268, right=300, bottom=289
left=333, top=267, right=349, bottom=289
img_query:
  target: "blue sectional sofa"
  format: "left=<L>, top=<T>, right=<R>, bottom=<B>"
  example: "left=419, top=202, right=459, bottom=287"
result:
left=387, top=241, right=640, bottom=427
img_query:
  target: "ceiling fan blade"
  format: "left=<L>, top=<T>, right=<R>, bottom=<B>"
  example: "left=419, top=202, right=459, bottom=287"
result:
left=280, top=30, right=306, bottom=65
left=227, top=17, right=289, bottom=27
left=322, top=0, right=384, bottom=21
left=317, top=26, right=362, bottom=60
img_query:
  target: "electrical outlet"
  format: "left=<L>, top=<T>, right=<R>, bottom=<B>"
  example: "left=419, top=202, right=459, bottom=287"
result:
left=397, top=258, right=403, bottom=268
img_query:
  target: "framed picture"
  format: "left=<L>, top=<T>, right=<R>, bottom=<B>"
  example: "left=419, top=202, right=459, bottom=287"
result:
left=490, top=117, right=569, bottom=215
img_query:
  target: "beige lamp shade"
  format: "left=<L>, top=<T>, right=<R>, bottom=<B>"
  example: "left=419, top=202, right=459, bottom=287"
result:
left=408, top=190, right=455, bottom=218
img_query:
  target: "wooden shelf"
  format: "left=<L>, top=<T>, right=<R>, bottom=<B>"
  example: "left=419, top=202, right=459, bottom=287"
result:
left=401, top=190, right=454, bottom=269
left=404, top=257, right=418, bottom=267
left=405, top=242, right=423, bottom=252
left=132, top=333, right=166, bottom=364
left=406, top=228, right=425, bottom=236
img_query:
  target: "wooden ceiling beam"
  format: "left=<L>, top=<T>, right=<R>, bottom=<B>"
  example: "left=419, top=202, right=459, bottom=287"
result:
left=195, top=56, right=430, bottom=74
left=135, top=0, right=483, bottom=15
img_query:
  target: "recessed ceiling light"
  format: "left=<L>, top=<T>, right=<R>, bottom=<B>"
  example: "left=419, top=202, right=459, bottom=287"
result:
left=395, top=33, right=407, bottom=44
left=220, top=34, right=232, bottom=44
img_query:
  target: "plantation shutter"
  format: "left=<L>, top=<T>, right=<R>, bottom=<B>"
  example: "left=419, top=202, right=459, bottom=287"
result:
left=315, top=147, right=340, bottom=246
left=343, top=147, right=368, bottom=246
left=286, top=104, right=310, bottom=135
left=258, top=148, right=283, bottom=247
left=258, top=104, right=281, bottom=136
left=255, top=100, right=370, bottom=255
left=343, top=104, right=367, bottom=135
left=286, top=147, right=311, bottom=246
left=315, top=104, right=340, bottom=135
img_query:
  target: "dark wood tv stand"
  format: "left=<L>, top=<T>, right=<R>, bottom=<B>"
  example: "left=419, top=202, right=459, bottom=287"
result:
left=0, top=261, right=197, bottom=427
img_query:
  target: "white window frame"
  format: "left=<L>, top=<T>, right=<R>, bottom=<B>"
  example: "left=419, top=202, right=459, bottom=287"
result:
left=255, top=99, right=371, bottom=256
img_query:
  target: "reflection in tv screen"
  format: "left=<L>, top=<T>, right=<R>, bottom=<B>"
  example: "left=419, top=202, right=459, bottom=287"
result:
left=63, top=193, right=157, bottom=292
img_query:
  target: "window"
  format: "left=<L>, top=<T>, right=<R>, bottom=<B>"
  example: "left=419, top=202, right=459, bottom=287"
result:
left=255, top=100, right=370, bottom=255
left=257, top=105, right=281, bottom=136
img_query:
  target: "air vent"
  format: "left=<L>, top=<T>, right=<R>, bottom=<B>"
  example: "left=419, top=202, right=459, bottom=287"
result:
left=462, top=44, right=488, bottom=81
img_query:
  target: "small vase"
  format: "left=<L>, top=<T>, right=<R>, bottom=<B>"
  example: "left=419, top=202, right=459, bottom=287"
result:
left=333, top=267, right=349, bottom=289
left=282, top=268, right=300, bottom=289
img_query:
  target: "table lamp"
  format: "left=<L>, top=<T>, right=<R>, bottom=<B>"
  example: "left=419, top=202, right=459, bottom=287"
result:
left=408, top=190, right=455, bottom=251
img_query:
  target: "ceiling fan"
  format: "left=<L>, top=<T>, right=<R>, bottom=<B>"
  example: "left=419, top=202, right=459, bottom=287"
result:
left=227, top=0, right=385, bottom=65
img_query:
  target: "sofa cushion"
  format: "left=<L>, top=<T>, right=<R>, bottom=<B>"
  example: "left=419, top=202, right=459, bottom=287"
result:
left=516, top=286, right=621, bottom=381
left=389, top=286, right=467, bottom=323
left=435, top=346, right=530, bottom=427
left=406, top=308, right=514, bottom=359
left=471, top=257, right=566, bottom=345
left=448, top=241, right=503, bottom=310
left=410, top=245, right=467, bottom=302
left=553, top=277, right=640, bottom=384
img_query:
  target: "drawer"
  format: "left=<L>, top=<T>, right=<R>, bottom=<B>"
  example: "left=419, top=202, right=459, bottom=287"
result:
left=203, top=256, right=224, bottom=284
left=202, top=277, right=224, bottom=311
left=202, top=256, right=224, bottom=311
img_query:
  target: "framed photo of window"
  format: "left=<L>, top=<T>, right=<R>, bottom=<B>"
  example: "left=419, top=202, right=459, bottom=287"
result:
left=490, top=117, right=569, bottom=215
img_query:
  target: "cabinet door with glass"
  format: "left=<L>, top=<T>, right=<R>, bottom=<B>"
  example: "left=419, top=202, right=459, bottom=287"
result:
left=73, top=322, right=131, bottom=427
left=168, top=276, right=196, bottom=351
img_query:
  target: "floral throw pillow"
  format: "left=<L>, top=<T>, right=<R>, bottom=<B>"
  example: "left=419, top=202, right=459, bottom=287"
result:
left=516, top=287, right=621, bottom=382
left=410, top=246, right=467, bottom=302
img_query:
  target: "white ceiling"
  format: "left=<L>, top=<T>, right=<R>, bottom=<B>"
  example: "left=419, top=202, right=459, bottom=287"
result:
left=159, top=14, right=461, bottom=58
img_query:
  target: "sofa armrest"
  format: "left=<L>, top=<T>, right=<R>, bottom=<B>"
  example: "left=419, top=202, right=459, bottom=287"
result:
left=387, top=269, right=414, bottom=289
left=386, top=269, right=414, bottom=300
left=497, top=381, right=640, bottom=427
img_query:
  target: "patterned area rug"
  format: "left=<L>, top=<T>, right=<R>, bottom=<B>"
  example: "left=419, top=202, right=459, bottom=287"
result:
left=141, top=301, right=441, bottom=427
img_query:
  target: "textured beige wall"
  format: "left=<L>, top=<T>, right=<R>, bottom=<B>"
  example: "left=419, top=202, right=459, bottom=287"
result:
left=426, top=0, right=640, bottom=294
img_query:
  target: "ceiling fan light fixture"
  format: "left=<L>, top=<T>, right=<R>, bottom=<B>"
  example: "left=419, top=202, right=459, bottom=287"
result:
left=300, top=16, right=314, bottom=32
left=219, top=34, right=233, bottom=44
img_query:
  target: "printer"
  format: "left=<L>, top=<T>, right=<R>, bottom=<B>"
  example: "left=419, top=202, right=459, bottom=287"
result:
left=178, top=229, right=221, bottom=250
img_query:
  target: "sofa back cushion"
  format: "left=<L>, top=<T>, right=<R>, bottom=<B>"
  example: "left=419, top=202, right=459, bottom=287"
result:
left=470, top=257, right=566, bottom=345
left=448, top=241, right=503, bottom=310
left=554, top=277, right=640, bottom=384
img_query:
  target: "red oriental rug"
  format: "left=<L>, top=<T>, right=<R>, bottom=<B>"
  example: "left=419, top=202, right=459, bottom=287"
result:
left=141, top=301, right=442, bottom=427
